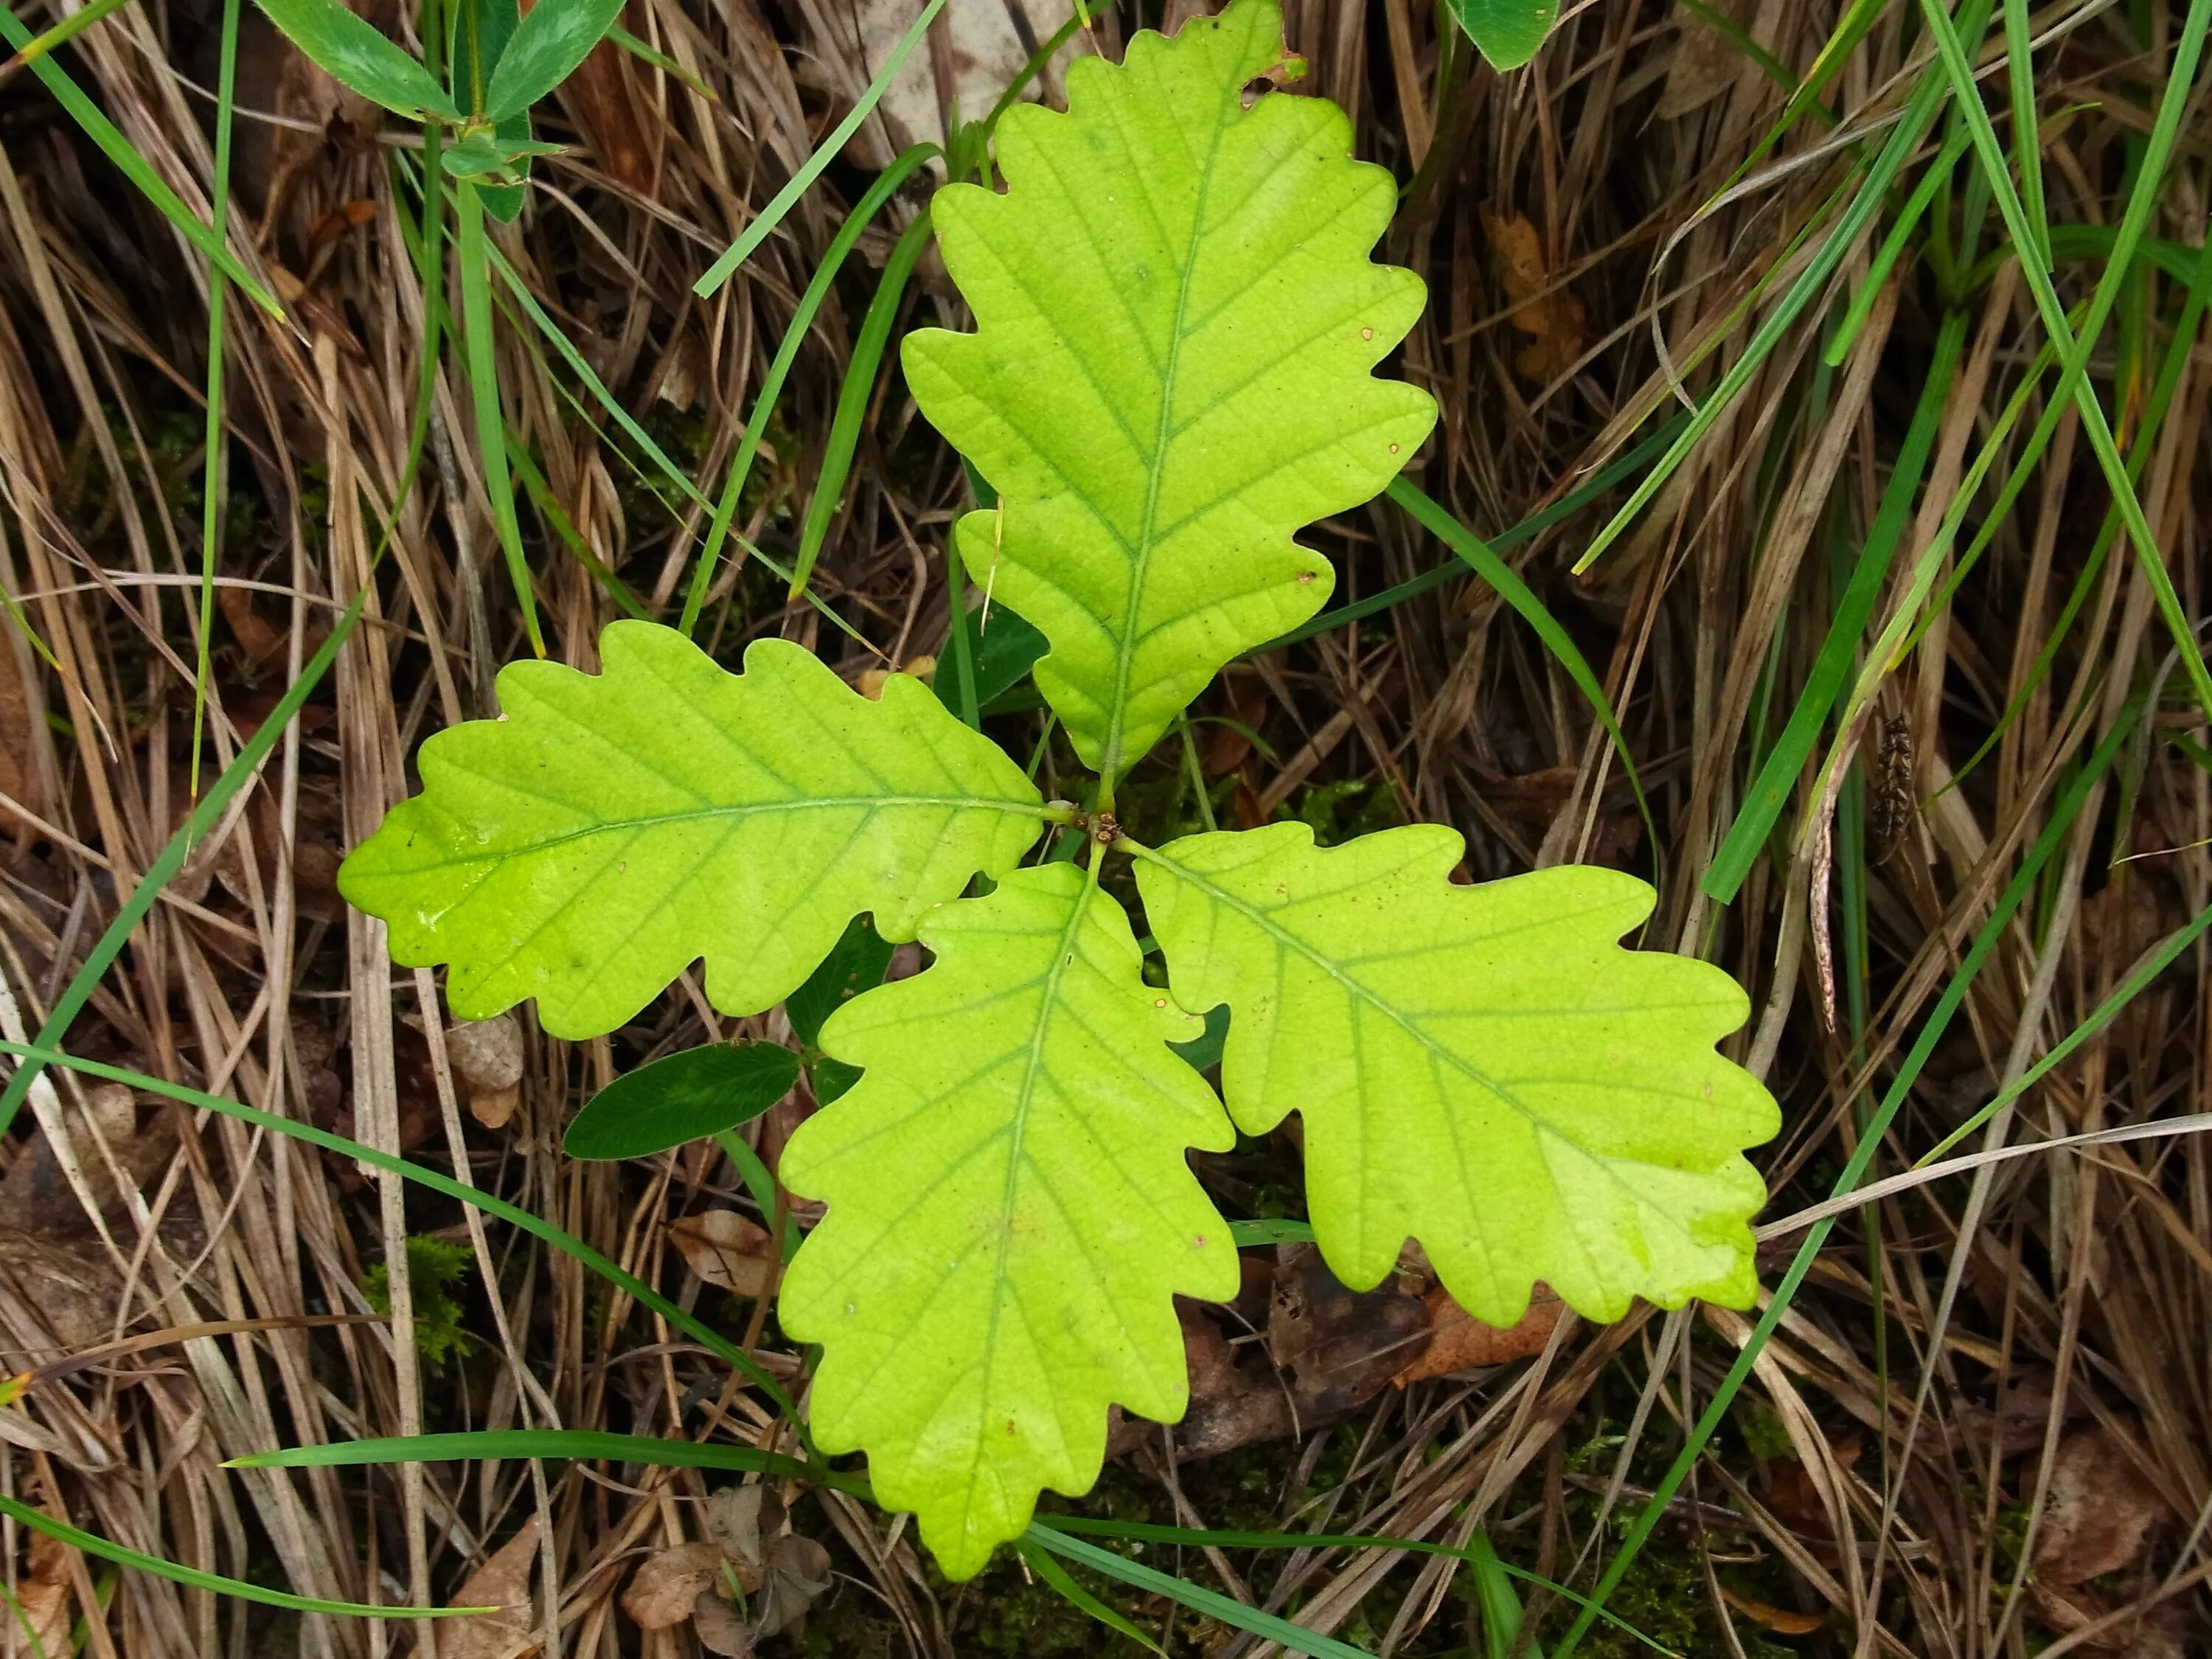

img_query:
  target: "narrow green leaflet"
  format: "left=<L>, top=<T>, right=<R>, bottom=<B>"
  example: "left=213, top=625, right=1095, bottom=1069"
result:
left=251, top=0, right=459, bottom=120
left=483, top=0, right=626, bottom=121
left=1447, top=0, right=1556, bottom=70
left=1134, top=824, right=1777, bottom=1324
left=902, top=0, right=1436, bottom=783
left=450, top=0, right=532, bottom=219
left=339, top=622, right=1048, bottom=1037
left=785, top=917, right=894, bottom=1048
left=779, top=863, right=1239, bottom=1579
left=563, top=1041, right=800, bottom=1160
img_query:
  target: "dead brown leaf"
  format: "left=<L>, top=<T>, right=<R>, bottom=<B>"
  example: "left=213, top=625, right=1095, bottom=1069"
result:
left=621, top=1540, right=724, bottom=1630
left=1717, top=1585, right=1823, bottom=1635
left=1394, top=1284, right=1565, bottom=1384
left=669, top=1211, right=776, bottom=1298
left=215, top=585, right=288, bottom=669
left=1655, top=0, right=1752, bottom=119
left=438, top=1517, right=540, bottom=1659
left=703, top=1484, right=782, bottom=1591
left=554, top=25, right=660, bottom=198
left=2036, top=1425, right=2166, bottom=1587
left=445, top=1013, right=525, bottom=1129
left=692, top=1589, right=757, bottom=1657
left=15, top=1520, right=77, bottom=1655
left=1481, top=210, right=1587, bottom=380
left=0, top=653, right=44, bottom=835
left=1268, top=1245, right=1431, bottom=1414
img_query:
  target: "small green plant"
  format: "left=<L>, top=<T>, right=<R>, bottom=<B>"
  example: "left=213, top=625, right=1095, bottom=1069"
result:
left=338, top=0, right=1777, bottom=1582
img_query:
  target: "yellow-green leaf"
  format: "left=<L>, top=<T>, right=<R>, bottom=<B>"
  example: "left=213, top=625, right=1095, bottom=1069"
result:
left=338, top=622, right=1048, bottom=1038
left=902, top=0, right=1436, bottom=783
left=779, top=864, right=1238, bottom=1579
left=1135, top=824, right=1778, bottom=1325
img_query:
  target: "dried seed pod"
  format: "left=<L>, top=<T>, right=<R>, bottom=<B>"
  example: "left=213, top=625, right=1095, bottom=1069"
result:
left=1869, top=717, right=1916, bottom=862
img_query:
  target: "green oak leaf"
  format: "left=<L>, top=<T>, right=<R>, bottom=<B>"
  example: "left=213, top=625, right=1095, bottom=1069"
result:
left=902, top=0, right=1436, bottom=782
left=338, top=622, right=1047, bottom=1039
left=779, top=863, right=1239, bottom=1579
left=1134, top=824, right=1778, bottom=1326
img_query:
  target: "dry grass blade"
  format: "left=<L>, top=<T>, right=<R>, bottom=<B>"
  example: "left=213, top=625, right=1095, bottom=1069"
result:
left=0, top=0, right=2208, bottom=1655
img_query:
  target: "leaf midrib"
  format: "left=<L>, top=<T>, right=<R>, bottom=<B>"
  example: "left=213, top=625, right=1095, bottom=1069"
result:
left=1097, top=53, right=1242, bottom=787
left=400, top=795, right=1051, bottom=868
left=967, top=877, right=1093, bottom=1508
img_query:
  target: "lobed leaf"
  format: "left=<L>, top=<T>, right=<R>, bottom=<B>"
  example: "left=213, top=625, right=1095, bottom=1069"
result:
left=1135, top=824, right=1777, bottom=1325
left=252, top=0, right=460, bottom=120
left=779, top=863, right=1239, bottom=1579
left=903, top=0, right=1436, bottom=782
left=338, top=622, right=1048, bottom=1038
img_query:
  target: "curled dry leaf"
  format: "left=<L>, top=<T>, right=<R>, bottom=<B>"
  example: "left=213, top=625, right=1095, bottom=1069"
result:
left=445, top=1012, right=526, bottom=1130
left=754, top=1534, right=833, bottom=1635
left=1480, top=209, right=1587, bottom=381
left=669, top=1210, right=777, bottom=1297
left=0, top=646, right=46, bottom=837
left=704, top=1484, right=782, bottom=1588
left=1394, top=1282, right=1565, bottom=1385
left=1717, top=1585, right=1823, bottom=1636
left=621, top=1540, right=725, bottom=1630
left=438, top=1517, right=539, bottom=1659
left=15, top=1519, right=77, bottom=1656
left=1655, top=0, right=1753, bottom=119
left=2034, top=1424, right=2166, bottom=1587
left=1267, top=1243, right=1432, bottom=1416
left=691, top=1589, right=757, bottom=1658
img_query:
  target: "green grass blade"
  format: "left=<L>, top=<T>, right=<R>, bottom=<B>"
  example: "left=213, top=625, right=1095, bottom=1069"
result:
left=187, top=0, right=243, bottom=802
left=1017, top=1539, right=1169, bottom=1657
left=1468, top=1528, right=1542, bottom=1659
left=1, top=0, right=132, bottom=70
left=788, top=204, right=932, bottom=600
left=1551, top=695, right=2140, bottom=1655
left=1918, top=898, right=2212, bottom=1167
left=2000, top=0, right=2047, bottom=268
left=1388, top=476, right=1655, bottom=857
left=454, top=178, right=544, bottom=655
left=1914, top=0, right=2212, bottom=725
left=1022, top=1526, right=1374, bottom=1659
left=1040, top=1518, right=1677, bottom=1655
left=487, top=248, right=707, bottom=512
left=0, top=1492, right=487, bottom=1618
left=1703, top=312, right=1966, bottom=904
left=228, top=1430, right=849, bottom=1488
left=0, top=596, right=362, bottom=1138
left=0, top=1041, right=806, bottom=1428
left=1823, top=123, right=1971, bottom=365
left=1942, top=234, right=2212, bottom=789
left=1571, top=0, right=1997, bottom=574
left=691, top=0, right=945, bottom=297
left=504, top=428, right=650, bottom=616
left=1272, top=413, right=1690, bottom=648
left=0, top=7, right=279, bottom=313
left=678, top=142, right=939, bottom=633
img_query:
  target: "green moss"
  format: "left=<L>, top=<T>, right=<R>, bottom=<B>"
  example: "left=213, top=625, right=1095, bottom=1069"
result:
left=363, top=1234, right=475, bottom=1366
